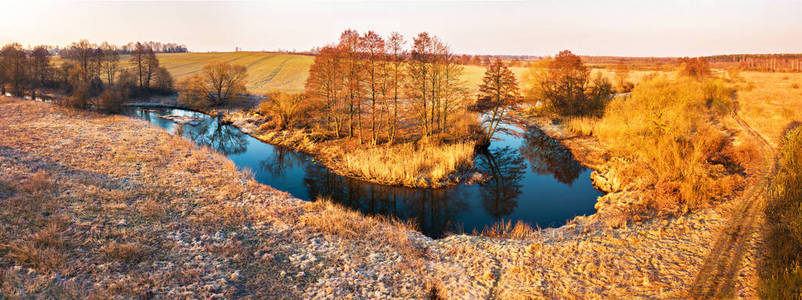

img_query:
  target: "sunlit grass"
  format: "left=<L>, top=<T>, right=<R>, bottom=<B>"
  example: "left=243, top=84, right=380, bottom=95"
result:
left=335, top=140, right=476, bottom=187
left=736, top=71, right=802, bottom=148
left=255, top=127, right=476, bottom=188
left=760, top=126, right=802, bottom=298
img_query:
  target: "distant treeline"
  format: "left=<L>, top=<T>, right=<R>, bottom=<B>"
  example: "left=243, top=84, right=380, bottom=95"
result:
left=0, top=40, right=175, bottom=113
left=703, top=54, right=802, bottom=72
left=33, top=41, right=188, bottom=56
left=581, top=54, right=802, bottom=72
left=581, top=56, right=678, bottom=70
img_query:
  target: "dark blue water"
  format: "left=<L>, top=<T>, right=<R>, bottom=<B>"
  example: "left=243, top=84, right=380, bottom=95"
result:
left=127, top=108, right=602, bottom=238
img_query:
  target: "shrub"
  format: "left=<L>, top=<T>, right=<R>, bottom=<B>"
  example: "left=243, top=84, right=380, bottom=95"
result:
left=761, top=126, right=802, bottom=298
left=678, top=57, right=711, bottom=80
left=258, top=91, right=316, bottom=130
left=595, top=77, right=739, bottom=214
left=64, top=85, right=90, bottom=109
left=177, top=75, right=210, bottom=109
left=792, top=83, right=800, bottom=89
left=96, top=86, right=125, bottom=114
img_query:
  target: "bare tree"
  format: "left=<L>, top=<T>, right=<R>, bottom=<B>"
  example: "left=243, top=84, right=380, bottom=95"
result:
left=178, top=61, right=248, bottom=108
left=67, top=40, right=97, bottom=86
left=0, top=43, right=28, bottom=96
left=362, top=31, right=385, bottom=144
left=100, top=42, right=120, bottom=85
left=144, top=47, right=159, bottom=89
left=384, top=32, right=405, bottom=144
left=306, top=45, right=346, bottom=137
left=339, top=29, right=364, bottom=141
left=130, top=42, right=145, bottom=88
left=407, top=32, right=434, bottom=137
left=29, top=46, right=51, bottom=99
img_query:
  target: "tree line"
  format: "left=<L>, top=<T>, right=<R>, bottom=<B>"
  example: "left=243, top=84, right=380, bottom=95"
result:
left=302, top=30, right=481, bottom=145
left=0, top=40, right=175, bottom=113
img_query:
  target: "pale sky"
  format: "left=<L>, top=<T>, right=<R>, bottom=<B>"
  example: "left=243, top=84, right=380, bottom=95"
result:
left=1, top=0, right=801, bottom=57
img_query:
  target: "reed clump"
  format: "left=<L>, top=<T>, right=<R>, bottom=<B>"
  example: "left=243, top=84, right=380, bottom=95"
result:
left=760, top=126, right=802, bottom=298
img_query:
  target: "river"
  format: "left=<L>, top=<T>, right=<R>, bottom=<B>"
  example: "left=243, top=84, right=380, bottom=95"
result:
left=127, top=107, right=602, bottom=238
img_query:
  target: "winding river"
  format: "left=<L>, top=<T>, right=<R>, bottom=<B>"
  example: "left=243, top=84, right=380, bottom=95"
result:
left=127, top=107, right=602, bottom=238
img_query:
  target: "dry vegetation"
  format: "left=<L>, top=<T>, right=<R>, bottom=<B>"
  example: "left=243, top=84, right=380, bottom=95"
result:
left=0, top=97, right=431, bottom=298
left=735, top=71, right=802, bottom=147
left=761, top=125, right=802, bottom=298
left=0, top=96, right=775, bottom=298
left=556, top=77, right=758, bottom=219
left=234, top=118, right=477, bottom=188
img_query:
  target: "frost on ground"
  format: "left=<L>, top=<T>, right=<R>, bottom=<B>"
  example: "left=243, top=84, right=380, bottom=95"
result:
left=0, top=97, right=765, bottom=298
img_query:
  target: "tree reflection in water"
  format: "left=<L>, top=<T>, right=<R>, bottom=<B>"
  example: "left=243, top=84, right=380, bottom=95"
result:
left=476, top=146, right=527, bottom=220
left=179, top=116, right=248, bottom=155
left=519, top=126, right=585, bottom=185
left=127, top=107, right=601, bottom=238
left=260, top=146, right=305, bottom=177
left=302, top=161, right=470, bottom=238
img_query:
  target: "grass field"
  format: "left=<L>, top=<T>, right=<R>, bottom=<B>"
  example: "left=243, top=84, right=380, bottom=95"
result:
left=736, top=72, right=802, bottom=147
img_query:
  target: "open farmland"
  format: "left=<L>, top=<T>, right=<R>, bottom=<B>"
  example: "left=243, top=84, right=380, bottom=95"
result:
left=157, top=52, right=528, bottom=94
left=55, top=52, right=528, bottom=94
left=736, top=72, right=802, bottom=147
left=155, top=52, right=314, bottom=93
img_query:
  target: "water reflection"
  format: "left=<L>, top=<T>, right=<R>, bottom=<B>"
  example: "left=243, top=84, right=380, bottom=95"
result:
left=179, top=117, right=248, bottom=155
left=303, top=161, right=471, bottom=237
left=519, top=126, right=586, bottom=185
left=260, top=145, right=305, bottom=177
left=127, top=107, right=601, bottom=238
left=476, top=146, right=527, bottom=220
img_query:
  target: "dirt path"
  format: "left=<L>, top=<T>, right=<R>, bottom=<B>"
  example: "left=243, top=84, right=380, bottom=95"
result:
left=689, top=112, right=775, bottom=298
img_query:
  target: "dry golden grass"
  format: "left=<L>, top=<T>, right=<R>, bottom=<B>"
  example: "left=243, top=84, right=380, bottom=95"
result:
left=585, top=77, right=751, bottom=216
left=761, top=126, right=802, bottom=298
left=335, top=140, right=475, bottom=187
left=0, top=96, right=432, bottom=298
left=475, top=220, right=540, bottom=240
left=737, top=72, right=802, bottom=148
left=253, top=126, right=476, bottom=188
left=301, top=197, right=417, bottom=239
left=564, top=116, right=599, bottom=136
left=101, top=242, right=151, bottom=263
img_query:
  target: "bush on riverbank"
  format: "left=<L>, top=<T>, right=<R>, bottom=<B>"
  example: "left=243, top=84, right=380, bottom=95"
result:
left=588, top=77, right=750, bottom=215
left=760, top=125, right=802, bottom=298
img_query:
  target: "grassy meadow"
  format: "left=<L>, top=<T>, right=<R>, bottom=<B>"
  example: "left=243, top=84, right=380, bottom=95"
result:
left=735, top=72, right=802, bottom=147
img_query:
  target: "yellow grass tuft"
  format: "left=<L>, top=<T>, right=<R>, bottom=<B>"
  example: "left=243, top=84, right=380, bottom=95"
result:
left=335, top=141, right=475, bottom=187
left=476, top=219, right=540, bottom=240
left=101, top=241, right=151, bottom=263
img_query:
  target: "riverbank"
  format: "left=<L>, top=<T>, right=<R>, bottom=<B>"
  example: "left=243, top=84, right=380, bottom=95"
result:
left=224, top=110, right=480, bottom=188
left=1, top=96, right=768, bottom=297
left=130, top=95, right=480, bottom=188
left=0, top=96, right=434, bottom=297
